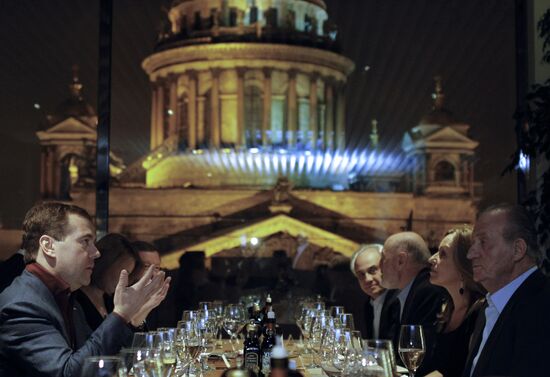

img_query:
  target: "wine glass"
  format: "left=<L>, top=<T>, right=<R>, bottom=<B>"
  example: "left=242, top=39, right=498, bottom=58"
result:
left=339, top=313, right=355, bottom=331
left=81, top=356, right=126, bottom=377
left=119, top=348, right=149, bottom=377
left=365, top=339, right=397, bottom=376
left=361, top=347, right=393, bottom=377
left=223, top=304, right=245, bottom=342
left=158, top=328, right=177, bottom=377
left=398, top=325, right=425, bottom=377
left=330, top=306, right=345, bottom=318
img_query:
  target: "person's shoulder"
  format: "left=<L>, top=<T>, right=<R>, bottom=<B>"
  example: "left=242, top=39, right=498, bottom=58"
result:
left=0, top=271, right=49, bottom=309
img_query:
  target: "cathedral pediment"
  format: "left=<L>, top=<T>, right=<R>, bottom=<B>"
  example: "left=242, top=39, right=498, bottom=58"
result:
left=37, top=117, right=96, bottom=142
left=403, top=125, right=478, bottom=152
left=160, top=213, right=359, bottom=269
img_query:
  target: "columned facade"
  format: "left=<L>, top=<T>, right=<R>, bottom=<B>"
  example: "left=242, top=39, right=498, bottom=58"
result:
left=143, top=44, right=353, bottom=156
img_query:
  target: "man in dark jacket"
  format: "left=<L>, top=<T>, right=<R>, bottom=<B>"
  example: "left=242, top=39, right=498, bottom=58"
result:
left=0, top=202, right=170, bottom=377
left=380, top=231, right=447, bottom=376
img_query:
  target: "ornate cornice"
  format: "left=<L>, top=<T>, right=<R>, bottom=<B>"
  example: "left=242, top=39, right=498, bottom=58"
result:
left=142, top=43, right=355, bottom=82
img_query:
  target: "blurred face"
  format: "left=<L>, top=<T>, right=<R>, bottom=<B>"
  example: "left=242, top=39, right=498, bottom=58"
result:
left=354, top=250, right=385, bottom=299
left=467, top=211, right=516, bottom=293
left=429, top=233, right=462, bottom=290
left=101, top=253, right=136, bottom=295
left=52, top=213, right=100, bottom=291
left=380, top=243, right=400, bottom=289
left=133, top=250, right=161, bottom=280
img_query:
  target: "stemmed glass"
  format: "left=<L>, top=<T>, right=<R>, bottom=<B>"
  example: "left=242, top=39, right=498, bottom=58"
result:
left=223, top=304, right=245, bottom=344
left=177, top=320, right=203, bottom=377
left=365, top=339, right=397, bottom=376
left=339, top=313, right=355, bottom=331
left=398, top=325, right=425, bottom=377
left=81, top=356, right=126, bottom=377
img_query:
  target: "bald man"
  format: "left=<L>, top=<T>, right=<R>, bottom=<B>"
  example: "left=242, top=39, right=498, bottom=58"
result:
left=350, top=244, right=398, bottom=339
left=380, top=232, right=447, bottom=376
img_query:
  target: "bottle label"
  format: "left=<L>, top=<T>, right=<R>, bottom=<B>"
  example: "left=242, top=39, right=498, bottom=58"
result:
left=261, top=351, right=271, bottom=374
left=245, top=352, right=260, bottom=372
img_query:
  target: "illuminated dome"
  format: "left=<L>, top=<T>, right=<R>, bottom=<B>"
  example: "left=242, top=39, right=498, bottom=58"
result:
left=142, top=0, right=355, bottom=189
left=160, top=0, right=336, bottom=51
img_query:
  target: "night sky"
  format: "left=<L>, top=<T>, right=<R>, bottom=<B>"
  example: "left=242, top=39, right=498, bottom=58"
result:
left=0, top=0, right=517, bottom=228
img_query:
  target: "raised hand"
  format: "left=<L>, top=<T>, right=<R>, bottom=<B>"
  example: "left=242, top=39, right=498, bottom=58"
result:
left=112, top=265, right=170, bottom=323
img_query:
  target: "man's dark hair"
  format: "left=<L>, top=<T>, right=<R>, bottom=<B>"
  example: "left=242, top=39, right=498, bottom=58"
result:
left=130, top=240, right=158, bottom=253
left=91, top=233, right=139, bottom=287
left=21, top=202, right=93, bottom=263
left=481, top=203, right=540, bottom=264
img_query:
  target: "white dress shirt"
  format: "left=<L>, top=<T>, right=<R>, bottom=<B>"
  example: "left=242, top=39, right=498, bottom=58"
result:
left=370, top=290, right=388, bottom=339
left=470, top=266, right=537, bottom=376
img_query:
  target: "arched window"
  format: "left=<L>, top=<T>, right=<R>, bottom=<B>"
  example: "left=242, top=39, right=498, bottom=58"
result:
left=434, top=160, right=455, bottom=182
left=244, top=85, right=263, bottom=147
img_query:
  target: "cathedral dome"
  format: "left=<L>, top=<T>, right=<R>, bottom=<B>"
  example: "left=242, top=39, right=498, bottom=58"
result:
left=49, top=68, right=96, bottom=124
left=159, top=0, right=338, bottom=52
left=419, top=76, right=456, bottom=126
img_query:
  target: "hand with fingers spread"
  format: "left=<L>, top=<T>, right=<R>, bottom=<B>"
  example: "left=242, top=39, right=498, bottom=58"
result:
left=130, top=271, right=171, bottom=326
left=113, top=265, right=171, bottom=324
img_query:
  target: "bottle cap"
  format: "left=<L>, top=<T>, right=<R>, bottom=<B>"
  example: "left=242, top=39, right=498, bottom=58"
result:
left=266, top=294, right=272, bottom=303
left=271, top=335, right=288, bottom=359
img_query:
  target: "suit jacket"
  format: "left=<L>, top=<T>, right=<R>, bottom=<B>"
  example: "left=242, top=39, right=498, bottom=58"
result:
left=363, top=289, right=398, bottom=339
left=463, top=269, right=550, bottom=377
left=0, top=270, right=133, bottom=377
left=391, top=268, right=448, bottom=376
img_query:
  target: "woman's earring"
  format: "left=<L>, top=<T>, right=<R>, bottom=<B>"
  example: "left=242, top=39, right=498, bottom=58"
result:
left=459, top=282, right=465, bottom=295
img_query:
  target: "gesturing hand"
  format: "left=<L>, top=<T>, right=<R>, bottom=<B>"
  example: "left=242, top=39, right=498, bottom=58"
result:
left=112, top=265, right=171, bottom=323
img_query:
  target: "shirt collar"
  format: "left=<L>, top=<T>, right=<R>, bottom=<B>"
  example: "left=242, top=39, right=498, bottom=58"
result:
left=26, top=262, right=71, bottom=298
left=371, top=290, right=388, bottom=307
left=397, top=278, right=414, bottom=309
left=487, top=266, right=537, bottom=314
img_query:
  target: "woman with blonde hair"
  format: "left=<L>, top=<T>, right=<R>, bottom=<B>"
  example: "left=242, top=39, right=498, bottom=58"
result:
left=426, top=225, right=486, bottom=377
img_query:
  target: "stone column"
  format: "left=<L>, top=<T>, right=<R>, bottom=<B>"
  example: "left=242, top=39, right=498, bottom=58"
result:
left=197, top=96, right=205, bottom=146
left=324, top=80, right=334, bottom=150
left=168, top=75, right=178, bottom=140
left=309, top=74, right=318, bottom=150
left=262, top=68, right=272, bottom=146
left=335, top=81, right=346, bottom=150
left=287, top=70, right=298, bottom=147
left=155, top=79, right=165, bottom=148
left=150, top=82, right=158, bottom=150
left=236, top=68, right=245, bottom=147
left=210, top=69, right=221, bottom=148
left=187, top=71, right=198, bottom=150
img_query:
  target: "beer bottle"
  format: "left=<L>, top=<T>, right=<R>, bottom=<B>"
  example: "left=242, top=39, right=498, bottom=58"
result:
left=244, top=324, right=261, bottom=375
left=260, top=311, right=276, bottom=376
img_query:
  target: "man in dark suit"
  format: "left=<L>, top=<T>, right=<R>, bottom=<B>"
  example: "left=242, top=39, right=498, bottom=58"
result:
left=380, top=231, right=447, bottom=376
left=350, top=243, right=397, bottom=339
left=0, top=202, right=171, bottom=377
left=462, top=204, right=550, bottom=377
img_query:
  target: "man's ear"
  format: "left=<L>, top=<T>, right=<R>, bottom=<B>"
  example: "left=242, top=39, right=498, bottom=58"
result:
left=512, top=238, right=528, bottom=262
left=396, top=251, right=408, bottom=269
left=39, top=235, right=56, bottom=258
